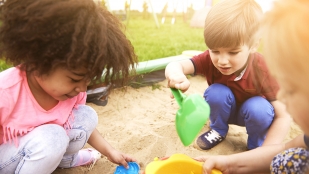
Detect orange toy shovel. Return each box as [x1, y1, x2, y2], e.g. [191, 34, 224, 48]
[171, 88, 210, 146]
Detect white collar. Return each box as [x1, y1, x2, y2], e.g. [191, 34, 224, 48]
[234, 65, 248, 81]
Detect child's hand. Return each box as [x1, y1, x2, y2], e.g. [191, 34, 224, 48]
[194, 155, 229, 174]
[106, 149, 136, 169]
[166, 73, 191, 94]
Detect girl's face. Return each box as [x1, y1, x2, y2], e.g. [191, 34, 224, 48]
[209, 44, 254, 76]
[35, 66, 90, 101]
[277, 80, 309, 135]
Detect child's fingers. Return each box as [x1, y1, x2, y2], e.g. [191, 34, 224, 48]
[194, 156, 217, 174]
[203, 161, 218, 174]
[170, 92, 174, 99]
[124, 155, 137, 162]
[175, 81, 190, 92]
[167, 74, 187, 88]
[119, 154, 137, 169]
[119, 159, 129, 169]
[194, 156, 209, 162]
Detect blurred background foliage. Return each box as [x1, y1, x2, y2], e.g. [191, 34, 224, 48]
[0, 1, 207, 71]
[124, 15, 206, 61]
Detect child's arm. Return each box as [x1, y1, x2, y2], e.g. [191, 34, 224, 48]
[262, 100, 291, 146]
[195, 134, 306, 174]
[87, 129, 136, 168]
[165, 59, 195, 92]
[285, 134, 307, 149]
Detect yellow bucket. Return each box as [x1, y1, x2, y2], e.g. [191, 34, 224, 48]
[144, 153, 222, 174]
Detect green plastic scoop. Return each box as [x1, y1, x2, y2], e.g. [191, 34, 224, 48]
[171, 88, 210, 146]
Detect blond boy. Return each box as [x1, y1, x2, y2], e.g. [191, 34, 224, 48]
[195, 0, 309, 173]
[165, 0, 291, 150]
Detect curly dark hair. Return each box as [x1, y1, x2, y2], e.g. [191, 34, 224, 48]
[0, 0, 137, 90]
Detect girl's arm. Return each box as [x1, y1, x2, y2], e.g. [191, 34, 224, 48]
[196, 134, 306, 174]
[262, 100, 291, 146]
[285, 134, 307, 149]
[87, 129, 136, 168]
[228, 134, 306, 173]
[87, 129, 115, 157]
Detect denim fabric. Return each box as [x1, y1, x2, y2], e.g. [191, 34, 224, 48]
[0, 105, 98, 174]
[204, 83, 275, 149]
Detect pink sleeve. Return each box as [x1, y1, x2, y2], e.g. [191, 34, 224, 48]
[0, 90, 12, 124]
[0, 89, 13, 145]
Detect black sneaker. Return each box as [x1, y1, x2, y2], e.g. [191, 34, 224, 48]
[195, 129, 225, 150]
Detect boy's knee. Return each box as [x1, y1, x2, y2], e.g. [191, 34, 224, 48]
[243, 97, 274, 116]
[204, 84, 234, 102]
[242, 97, 274, 124]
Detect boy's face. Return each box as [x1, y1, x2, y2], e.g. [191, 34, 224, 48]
[277, 80, 309, 135]
[34, 66, 90, 101]
[209, 44, 254, 76]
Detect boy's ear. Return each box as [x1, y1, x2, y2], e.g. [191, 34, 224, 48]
[250, 47, 257, 53]
[250, 39, 260, 53]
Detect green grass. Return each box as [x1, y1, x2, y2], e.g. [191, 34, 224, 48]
[0, 59, 11, 71]
[0, 14, 206, 71]
[125, 16, 206, 61]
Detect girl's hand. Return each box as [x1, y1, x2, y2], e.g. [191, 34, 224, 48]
[106, 149, 136, 169]
[194, 155, 231, 174]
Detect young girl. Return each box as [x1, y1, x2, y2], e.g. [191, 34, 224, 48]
[195, 0, 309, 173]
[0, 0, 138, 173]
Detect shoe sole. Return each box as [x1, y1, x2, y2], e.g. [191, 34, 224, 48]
[193, 136, 209, 151]
[193, 132, 225, 151]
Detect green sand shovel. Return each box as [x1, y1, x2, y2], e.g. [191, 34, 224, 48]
[171, 88, 210, 146]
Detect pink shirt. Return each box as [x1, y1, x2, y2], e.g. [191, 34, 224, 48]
[0, 67, 86, 146]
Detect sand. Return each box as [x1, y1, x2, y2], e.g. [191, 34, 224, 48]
[52, 75, 302, 174]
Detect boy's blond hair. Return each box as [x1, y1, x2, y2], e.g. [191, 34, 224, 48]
[204, 0, 263, 49]
[262, 0, 309, 95]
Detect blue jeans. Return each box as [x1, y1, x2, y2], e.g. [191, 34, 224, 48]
[204, 84, 275, 149]
[0, 105, 98, 174]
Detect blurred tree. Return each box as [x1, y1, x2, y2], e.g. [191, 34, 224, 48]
[187, 3, 194, 19]
[100, 0, 107, 9]
[142, 0, 149, 19]
[125, 0, 130, 14]
[160, 2, 168, 24]
[124, 0, 131, 25]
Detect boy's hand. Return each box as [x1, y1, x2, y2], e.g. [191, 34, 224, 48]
[106, 149, 136, 169]
[166, 73, 191, 95]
